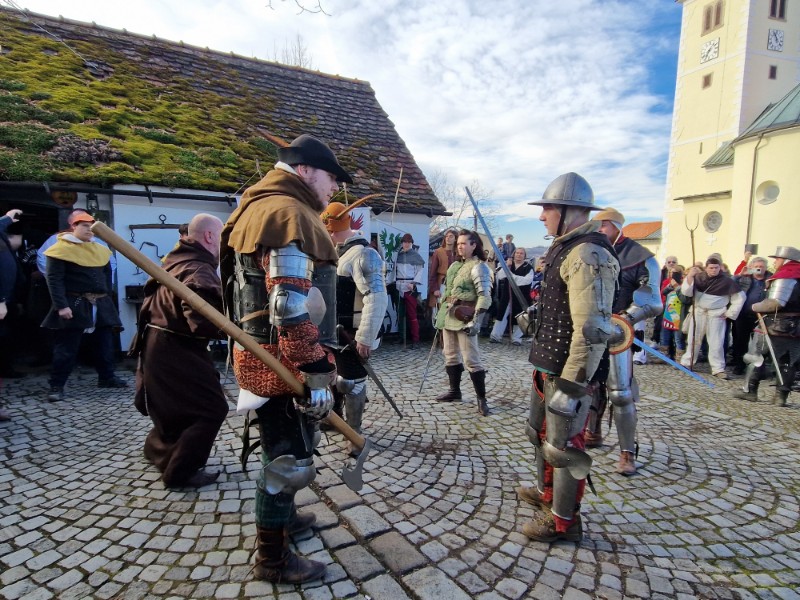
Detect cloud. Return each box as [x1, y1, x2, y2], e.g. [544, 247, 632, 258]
[18, 0, 679, 243]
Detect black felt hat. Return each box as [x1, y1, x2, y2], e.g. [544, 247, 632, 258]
[278, 134, 353, 184]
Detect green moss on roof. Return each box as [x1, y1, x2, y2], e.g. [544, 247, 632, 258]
[0, 8, 443, 214]
[0, 17, 277, 191]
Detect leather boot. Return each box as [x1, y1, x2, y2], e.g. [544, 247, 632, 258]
[616, 451, 636, 476]
[253, 527, 325, 583]
[286, 507, 316, 535]
[773, 389, 789, 407]
[436, 364, 463, 402]
[469, 370, 489, 416]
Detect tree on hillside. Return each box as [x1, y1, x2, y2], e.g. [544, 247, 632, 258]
[429, 170, 498, 236]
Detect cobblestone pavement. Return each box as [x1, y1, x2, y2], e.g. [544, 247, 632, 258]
[2, 340, 800, 600]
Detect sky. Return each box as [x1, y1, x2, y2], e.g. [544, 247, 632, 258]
[9, 0, 684, 246]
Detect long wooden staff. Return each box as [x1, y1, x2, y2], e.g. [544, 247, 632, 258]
[685, 214, 700, 371]
[90, 221, 365, 451]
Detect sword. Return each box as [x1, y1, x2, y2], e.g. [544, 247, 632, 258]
[632, 338, 715, 388]
[419, 328, 440, 394]
[756, 313, 784, 386]
[336, 325, 403, 418]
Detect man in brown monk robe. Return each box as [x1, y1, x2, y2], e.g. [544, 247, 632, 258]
[130, 213, 229, 488]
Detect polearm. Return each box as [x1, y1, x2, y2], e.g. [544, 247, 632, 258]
[90, 222, 366, 452]
[685, 214, 700, 371]
[418, 328, 439, 394]
[465, 187, 530, 315]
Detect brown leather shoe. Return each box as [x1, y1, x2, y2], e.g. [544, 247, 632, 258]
[616, 451, 636, 476]
[584, 430, 603, 448]
[516, 486, 551, 509]
[522, 512, 582, 542]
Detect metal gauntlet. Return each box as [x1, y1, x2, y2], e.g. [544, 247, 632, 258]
[298, 370, 336, 420]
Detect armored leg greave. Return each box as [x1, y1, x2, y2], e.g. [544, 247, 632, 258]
[551, 467, 581, 521]
[735, 363, 764, 401]
[344, 378, 367, 434]
[585, 383, 607, 448]
[607, 350, 637, 454]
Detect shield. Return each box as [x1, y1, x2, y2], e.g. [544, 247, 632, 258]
[608, 314, 635, 355]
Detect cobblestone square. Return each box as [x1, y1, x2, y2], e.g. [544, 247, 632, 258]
[1, 341, 799, 599]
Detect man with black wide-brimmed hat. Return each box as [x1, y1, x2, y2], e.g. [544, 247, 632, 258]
[517, 172, 619, 543]
[221, 133, 350, 583]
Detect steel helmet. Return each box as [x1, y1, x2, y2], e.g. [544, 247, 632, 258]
[769, 246, 800, 262]
[528, 172, 599, 210]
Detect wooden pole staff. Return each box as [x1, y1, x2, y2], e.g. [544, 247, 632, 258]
[90, 221, 365, 450]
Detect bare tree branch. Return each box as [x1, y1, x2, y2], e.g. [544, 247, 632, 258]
[266, 0, 330, 16]
[272, 33, 314, 68]
[429, 170, 498, 235]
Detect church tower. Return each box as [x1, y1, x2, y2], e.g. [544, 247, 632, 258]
[662, 0, 800, 265]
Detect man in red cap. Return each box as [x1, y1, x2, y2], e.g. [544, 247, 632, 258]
[320, 199, 388, 454]
[41, 212, 127, 402]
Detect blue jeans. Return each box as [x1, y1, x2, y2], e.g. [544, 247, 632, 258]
[659, 327, 685, 352]
[50, 327, 116, 388]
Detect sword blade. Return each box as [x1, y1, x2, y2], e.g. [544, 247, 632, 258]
[361, 358, 404, 418]
[756, 314, 785, 386]
[419, 329, 439, 394]
[632, 339, 715, 388]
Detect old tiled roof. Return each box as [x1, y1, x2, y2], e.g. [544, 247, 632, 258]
[0, 8, 444, 215]
[622, 221, 661, 241]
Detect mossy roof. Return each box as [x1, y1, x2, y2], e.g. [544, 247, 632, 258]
[0, 8, 444, 215]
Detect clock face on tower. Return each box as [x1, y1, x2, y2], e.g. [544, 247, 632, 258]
[700, 38, 720, 63]
[768, 29, 784, 52]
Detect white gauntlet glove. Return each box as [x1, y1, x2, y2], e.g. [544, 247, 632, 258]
[297, 370, 336, 420]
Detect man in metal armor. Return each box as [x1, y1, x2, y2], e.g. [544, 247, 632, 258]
[320, 199, 388, 455]
[587, 207, 662, 476]
[220, 134, 349, 583]
[433, 230, 493, 416]
[518, 172, 619, 542]
[735, 246, 800, 406]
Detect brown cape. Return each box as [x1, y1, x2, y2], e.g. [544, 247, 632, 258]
[221, 168, 337, 272]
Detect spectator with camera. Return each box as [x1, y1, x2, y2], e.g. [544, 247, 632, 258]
[731, 256, 772, 374]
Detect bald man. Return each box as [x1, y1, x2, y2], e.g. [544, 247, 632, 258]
[130, 213, 229, 488]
